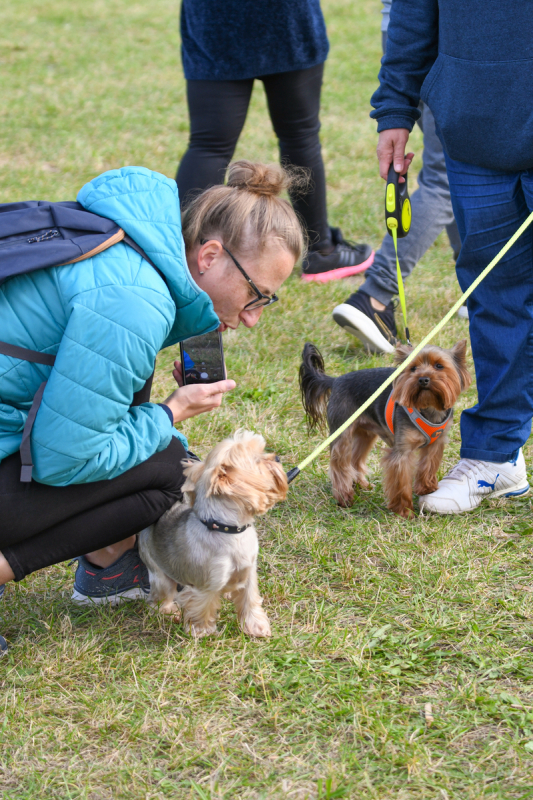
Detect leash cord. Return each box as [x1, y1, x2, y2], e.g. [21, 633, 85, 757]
[392, 226, 411, 345]
[288, 210, 533, 481]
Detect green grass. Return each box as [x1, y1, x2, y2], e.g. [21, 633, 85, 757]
[2, 1, 533, 798]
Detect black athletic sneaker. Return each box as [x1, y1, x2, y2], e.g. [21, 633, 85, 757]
[71, 541, 150, 605]
[0, 584, 6, 656]
[332, 291, 398, 354]
[302, 227, 374, 283]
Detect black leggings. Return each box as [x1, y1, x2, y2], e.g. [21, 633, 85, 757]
[0, 438, 186, 582]
[176, 63, 330, 246]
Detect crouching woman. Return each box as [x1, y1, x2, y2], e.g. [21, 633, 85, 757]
[0, 161, 303, 653]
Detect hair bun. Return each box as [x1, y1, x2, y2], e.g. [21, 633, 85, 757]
[226, 160, 288, 197]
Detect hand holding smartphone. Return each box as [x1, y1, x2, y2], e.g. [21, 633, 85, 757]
[179, 330, 226, 385]
[163, 331, 234, 424]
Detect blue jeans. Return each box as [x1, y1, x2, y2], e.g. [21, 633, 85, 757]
[445, 156, 533, 462]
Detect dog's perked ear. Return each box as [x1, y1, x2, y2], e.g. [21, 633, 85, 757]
[449, 339, 472, 390]
[264, 457, 289, 503]
[181, 459, 205, 497]
[393, 343, 413, 365]
[205, 460, 258, 499]
[207, 463, 233, 497]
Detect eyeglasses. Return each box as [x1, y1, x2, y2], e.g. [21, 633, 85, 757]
[200, 239, 279, 311]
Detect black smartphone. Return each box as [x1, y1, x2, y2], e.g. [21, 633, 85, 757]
[179, 330, 226, 385]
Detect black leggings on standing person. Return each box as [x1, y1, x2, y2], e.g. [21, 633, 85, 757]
[0, 438, 186, 582]
[176, 63, 330, 247]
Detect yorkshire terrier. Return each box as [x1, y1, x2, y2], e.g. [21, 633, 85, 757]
[299, 341, 471, 518]
[138, 430, 287, 638]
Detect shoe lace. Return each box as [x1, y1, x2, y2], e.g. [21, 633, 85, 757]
[336, 239, 367, 254]
[445, 459, 483, 482]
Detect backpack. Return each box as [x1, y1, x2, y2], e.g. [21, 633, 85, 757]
[0, 200, 163, 482]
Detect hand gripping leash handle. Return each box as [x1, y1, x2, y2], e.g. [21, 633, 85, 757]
[385, 163, 411, 239]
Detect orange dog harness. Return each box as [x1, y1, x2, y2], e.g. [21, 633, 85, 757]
[385, 390, 452, 448]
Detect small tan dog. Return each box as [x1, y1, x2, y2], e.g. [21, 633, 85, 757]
[138, 430, 287, 638]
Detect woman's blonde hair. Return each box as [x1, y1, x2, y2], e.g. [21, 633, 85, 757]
[181, 160, 306, 262]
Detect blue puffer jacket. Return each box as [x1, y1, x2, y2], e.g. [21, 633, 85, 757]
[0, 167, 220, 486]
[370, 0, 533, 172]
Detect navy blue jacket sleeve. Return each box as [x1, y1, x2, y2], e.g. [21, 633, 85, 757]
[370, 0, 439, 131]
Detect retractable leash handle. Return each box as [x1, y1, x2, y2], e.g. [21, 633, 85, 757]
[385, 163, 412, 344]
[385, 163, 411, 239]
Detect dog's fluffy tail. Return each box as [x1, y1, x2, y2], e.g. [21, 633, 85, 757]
[299, 342, 334, 431]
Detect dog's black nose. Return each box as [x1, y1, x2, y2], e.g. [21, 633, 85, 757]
[418, 376, 430, 387]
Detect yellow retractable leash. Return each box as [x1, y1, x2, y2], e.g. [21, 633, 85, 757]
[385, 163, 412, 344]
[286, 185, 533, 483]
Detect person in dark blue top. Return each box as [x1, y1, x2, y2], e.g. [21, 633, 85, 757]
[370, 0, 533, 515]
[176, 0, 374, 283]
[181, 0, 328, 82]
[331, 0, 461, 356]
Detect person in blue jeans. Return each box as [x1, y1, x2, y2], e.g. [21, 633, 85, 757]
[176, 0, 374, 282]
[332, 1, 462, 354]
[371, 0, 533, 514]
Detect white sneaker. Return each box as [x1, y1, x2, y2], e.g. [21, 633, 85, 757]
[419, 450, 530, 515]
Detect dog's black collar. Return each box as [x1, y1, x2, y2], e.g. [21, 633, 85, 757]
[199, 517, 251, 534]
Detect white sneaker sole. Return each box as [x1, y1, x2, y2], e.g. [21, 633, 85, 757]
[332, 303, 395, 354]
[492, 481, 530, 499]
[71, 587, 150, 606]
[419, 481, 530, 515]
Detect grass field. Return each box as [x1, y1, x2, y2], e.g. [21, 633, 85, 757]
[2, 1, 533, 798]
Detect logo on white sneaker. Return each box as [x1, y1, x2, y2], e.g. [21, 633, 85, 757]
[478, 475, 498, 491]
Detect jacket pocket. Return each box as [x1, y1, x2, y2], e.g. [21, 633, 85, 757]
[421, 53, 533, 172]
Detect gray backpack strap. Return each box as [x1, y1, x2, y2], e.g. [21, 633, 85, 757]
[0, 340, 56, 366]
[20, 381, 47, 482]
[14, 365, 154, 483]
[16, 368, 155, 483]
[0, 342, 56, 481]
